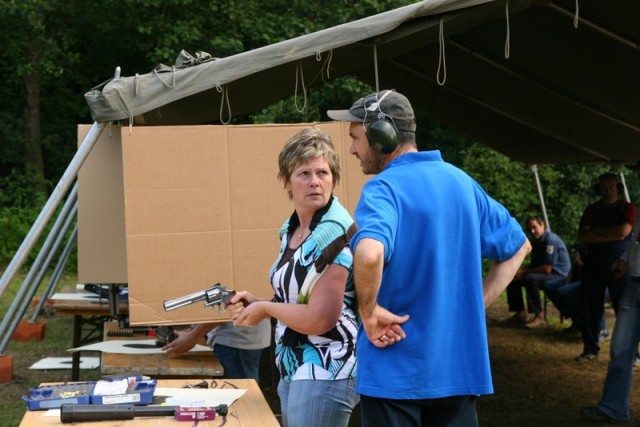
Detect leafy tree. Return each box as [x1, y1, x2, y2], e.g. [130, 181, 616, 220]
[0, 0, 636, 272]
[0, 0, 418, 268]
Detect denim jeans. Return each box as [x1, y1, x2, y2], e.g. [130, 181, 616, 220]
[360, 394, 478, 427]
[213, 343, 263, 381]
[544, 278, 581, 320]
[597, 277, 640, 422]
[507, 273, 562, 314]
[543, 280, 606, 332]
[278, 378, 359, 427]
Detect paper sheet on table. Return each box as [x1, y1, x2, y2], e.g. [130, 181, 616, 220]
[67, 339, 211, 354]
[29, 356, 100, 370]
[154, 387, 246, 407]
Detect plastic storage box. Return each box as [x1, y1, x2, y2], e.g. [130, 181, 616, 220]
[90, 379, 157, 406]
[22, 382, 95, 410]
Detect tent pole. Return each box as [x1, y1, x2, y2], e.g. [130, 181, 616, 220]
[614, 165, 631, 203]
[30, 224, 78, 321]
[530, 164, 550, 230]
[373, 42, 380, 92]
[0, 121, 105, 300]
[0, 199, 78, 354]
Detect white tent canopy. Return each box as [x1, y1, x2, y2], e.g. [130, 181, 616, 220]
[85, 0, 640, 166]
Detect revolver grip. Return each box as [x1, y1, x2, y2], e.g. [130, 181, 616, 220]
[222, 290, 250, 307]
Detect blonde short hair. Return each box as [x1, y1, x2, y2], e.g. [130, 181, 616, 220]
[277, 127, 341, 186]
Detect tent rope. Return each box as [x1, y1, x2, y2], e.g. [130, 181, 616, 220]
[437, 18, 447, 86]
[153, 66, 176, 88]
[574, 0, 580, 28]
[504, 0, 511, 59]
[294, 61, 308, 113]
[374, 42, 380, 92]
[318, 50, 333, 84]
[216, 85, 232, 124]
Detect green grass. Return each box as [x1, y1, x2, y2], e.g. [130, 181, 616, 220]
[0, 274, 101, 426]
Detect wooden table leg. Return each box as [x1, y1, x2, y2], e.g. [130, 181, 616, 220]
[70, 314, 104, 381]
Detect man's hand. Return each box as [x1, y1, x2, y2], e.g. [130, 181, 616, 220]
[162, 328, 198, 354]
[361, 304, 409, 348]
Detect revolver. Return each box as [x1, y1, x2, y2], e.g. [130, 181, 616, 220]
[163, 283, 239, 312]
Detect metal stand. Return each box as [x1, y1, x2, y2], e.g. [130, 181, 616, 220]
[0, 121, 106, 356]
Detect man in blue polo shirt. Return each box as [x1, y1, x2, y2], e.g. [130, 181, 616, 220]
[506, 216, 571, 329]
[327, 90, 531, 427]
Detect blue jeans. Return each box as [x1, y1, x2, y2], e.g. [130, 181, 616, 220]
[507, 273, 562, 314]
[213, 343, 263, 381]
[360, 394, 478, 427]
[544, 278, 581, 320]
[543, 279, 607, 332]
[277, 378, 359, 427]
[597, 277, 640, 422]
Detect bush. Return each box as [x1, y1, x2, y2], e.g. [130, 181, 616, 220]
[0, 170, 77, 274]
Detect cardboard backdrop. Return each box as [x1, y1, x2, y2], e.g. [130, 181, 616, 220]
[78, 125, 127, 283]
[78, 122, 368, 326]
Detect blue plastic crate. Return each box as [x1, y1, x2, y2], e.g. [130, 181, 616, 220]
[22, 382, 95, 410]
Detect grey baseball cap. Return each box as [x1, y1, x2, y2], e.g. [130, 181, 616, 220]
[327, 89, 417, 132]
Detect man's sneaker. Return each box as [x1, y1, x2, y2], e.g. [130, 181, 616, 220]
[575, 352, 598, 362]
[634, 355, 640, 368]
[580, 406, 622, 423]
[599, 328, 611, 343]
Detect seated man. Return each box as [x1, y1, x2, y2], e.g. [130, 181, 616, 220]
[506, 216, 571, 328]
[545, 277, 609, 340]
[544, 245, 608, 337]
[544, 247, 585, 331]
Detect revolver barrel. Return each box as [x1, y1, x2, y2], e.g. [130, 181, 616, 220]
[162, 290, 207, 312]
[162, 283, 226, 312]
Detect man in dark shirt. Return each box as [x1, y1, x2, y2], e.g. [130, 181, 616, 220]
[575, 173, 637, 361]
[506, 216, 571, 329]
[582, 164, 640, 421]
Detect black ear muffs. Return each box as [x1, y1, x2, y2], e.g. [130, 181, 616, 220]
[362, 91, 399, 154]
[366, 119, 398, 154]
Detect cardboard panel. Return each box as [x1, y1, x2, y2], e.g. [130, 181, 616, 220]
[126, 231, 232, 324]
[77, 125, 128, 283]
[226, 125, 295, 230]
[82, 122, 367, 325]
[124, 187, 226, 235]
[231, 229, 279, 299]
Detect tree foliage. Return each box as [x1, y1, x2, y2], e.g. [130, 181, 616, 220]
[0, 0, 638, 270]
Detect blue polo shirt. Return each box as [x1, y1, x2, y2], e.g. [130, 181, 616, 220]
[350, 150, 526, 399]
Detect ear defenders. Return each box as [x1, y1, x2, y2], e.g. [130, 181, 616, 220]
[363, 92, 399, 154]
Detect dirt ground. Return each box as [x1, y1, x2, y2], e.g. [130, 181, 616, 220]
[257, 297, 640, 426]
